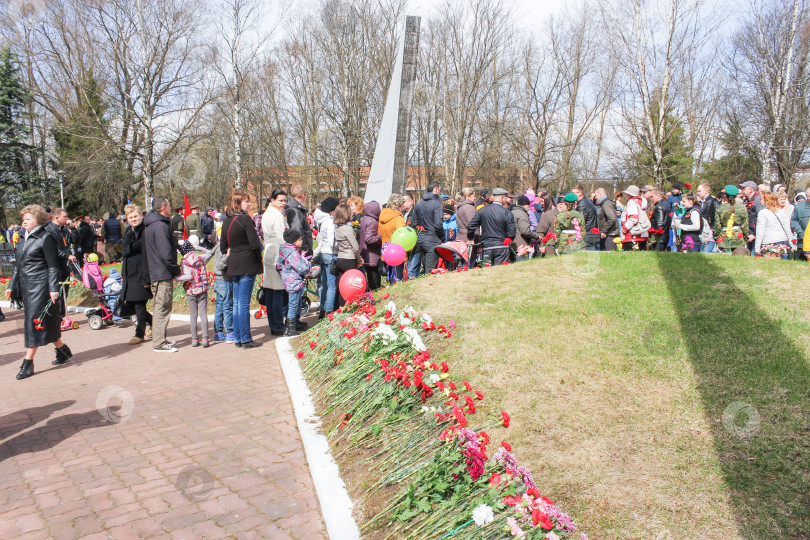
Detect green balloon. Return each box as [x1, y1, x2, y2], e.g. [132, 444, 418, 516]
[391, 226, 417, 251]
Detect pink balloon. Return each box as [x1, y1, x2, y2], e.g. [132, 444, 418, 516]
[382, 243, 406, 266]
[339, 269, 367, 302]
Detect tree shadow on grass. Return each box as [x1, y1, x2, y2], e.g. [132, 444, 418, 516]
[654, 253, 810, 538]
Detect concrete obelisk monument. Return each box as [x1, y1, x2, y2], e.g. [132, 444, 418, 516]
[364, 15, 421, 204]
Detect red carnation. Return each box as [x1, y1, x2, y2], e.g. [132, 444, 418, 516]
[589, 228, 600, 234]
[296, 351, 304, 359]
[532, 509, 553, 530]
[365, 373, 372, 381]
[503, 238, 513, 246]
[309, 342, 317, 349]
[475, 390, 484, 400]
[382, 293, 389, 299]
[501, 441, 511, 451]
[488, 473, 502, 486]
[441, 362, 449, 373]
[501, 410, 510, 428]
[464, 381, 472, 392]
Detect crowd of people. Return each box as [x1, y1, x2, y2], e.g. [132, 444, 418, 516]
[3, 179, 808, 381]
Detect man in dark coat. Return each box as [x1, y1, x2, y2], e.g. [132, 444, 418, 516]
[409, 180, 444, 277]
[143, 196, 180, 353]
[595, 188, 620, 251]
[46, 208, 76, 324]
[572, 184, 599, 251]
[77, 216, 97, 265]
[100, 210, 124, 263]
[467, 187, 516, 265]
[285, 184, 313, 256]
[649, 189, 672, 251]
[697, 183, 718, 253]
[740, 181, 762, 253]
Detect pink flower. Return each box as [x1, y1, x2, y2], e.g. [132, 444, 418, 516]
[448, 320, 456, 329]
[507, 517, 525, 538]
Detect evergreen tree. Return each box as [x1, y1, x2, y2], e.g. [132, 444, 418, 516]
[0, 47, 41, 226]
[698, 114, 762, 194]
[633, 111, 694, 190]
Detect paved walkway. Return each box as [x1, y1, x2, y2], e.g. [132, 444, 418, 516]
[0, 307, 326, 539]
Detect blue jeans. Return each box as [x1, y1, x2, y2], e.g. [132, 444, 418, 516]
[264, 289, 285, 332]
[319, 253, 337, 313]
[213, 278, 233, 334]
[231, 274, 255, 344]
[700, 241, 716, 253]
[406, 251, 421, 279]
[287, 289, 302, 321]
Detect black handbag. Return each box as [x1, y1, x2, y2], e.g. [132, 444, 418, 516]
[256, 287, 266, 304]
[113, 297, 135, 318]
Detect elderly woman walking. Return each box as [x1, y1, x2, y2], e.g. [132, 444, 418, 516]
[5, 205, 73, 380]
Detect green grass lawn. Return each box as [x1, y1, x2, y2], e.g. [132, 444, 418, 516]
[366, 252, 810, 539]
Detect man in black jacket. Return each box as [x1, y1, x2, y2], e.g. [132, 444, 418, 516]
[467, 187, 516, 265]
[100, 210, 124, 263]
[285, 184, 313, 255]
[409, 181, 444, 277]
[143, 196, 180, 353]
[595, 188, 620, 251]
[649, 189, 672, 251]
[77, 216, 97, 265]
[46, 208, 76, 333]
[697, 183, 718, 253]
[572, 184, 599, 251]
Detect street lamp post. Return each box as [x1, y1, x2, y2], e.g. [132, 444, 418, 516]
[58, 171, 65, 209]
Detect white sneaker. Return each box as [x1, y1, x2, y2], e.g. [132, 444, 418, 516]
[153, 343, 178, 353]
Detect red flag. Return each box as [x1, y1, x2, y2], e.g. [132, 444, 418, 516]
[182, 193, 191, 240]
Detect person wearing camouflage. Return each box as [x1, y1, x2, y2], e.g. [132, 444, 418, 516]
[553, 193, 586, 255]
[714, 185, 749, 252]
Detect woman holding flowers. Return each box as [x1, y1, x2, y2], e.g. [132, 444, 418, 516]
[5, 205, 73, 380]
[754, 191, 792, 259]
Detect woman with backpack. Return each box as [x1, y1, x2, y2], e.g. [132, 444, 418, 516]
[220, 191, 263, 349]
[620, 185, 649, 251]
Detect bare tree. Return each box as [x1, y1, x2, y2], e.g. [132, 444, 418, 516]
[729, 0, 809, 189]
[603, 0, 714, 187]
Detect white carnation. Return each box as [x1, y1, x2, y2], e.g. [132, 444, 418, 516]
[421, 313, 433, 325]
[385, 301, 397, 316]
[429, 374, 440, 384]
[472, 504, 495, 526]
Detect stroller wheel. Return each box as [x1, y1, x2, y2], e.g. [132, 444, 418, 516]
[301, 297, 312, 317]
[73, 321, 80, 330]
[254, 310, 262, 319]
[88, 315, 103, 330]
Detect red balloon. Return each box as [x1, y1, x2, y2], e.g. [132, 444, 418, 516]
[339, 269, 367, 302]
[382, 243, 407, 266]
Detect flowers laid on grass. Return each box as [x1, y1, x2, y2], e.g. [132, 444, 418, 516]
[296, 292, 583, 539]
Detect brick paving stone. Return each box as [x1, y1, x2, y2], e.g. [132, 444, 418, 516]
[0, 312, 327, 539]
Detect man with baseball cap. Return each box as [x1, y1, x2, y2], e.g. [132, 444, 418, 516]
[466, 188, 516, 265]
[739, 180, 762, 253]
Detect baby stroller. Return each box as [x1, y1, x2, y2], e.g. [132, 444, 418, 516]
[434, 241, 471, 271]
[72, 259, 116, 330]
[254, 265, 320, 320]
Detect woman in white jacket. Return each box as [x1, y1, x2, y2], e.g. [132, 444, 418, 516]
[261, 188, 288, 335]
[755, 192, 791, 259]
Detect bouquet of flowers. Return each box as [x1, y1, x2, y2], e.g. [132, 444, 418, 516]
[760, 243, 788, 258]
[297, 293, 584, 539]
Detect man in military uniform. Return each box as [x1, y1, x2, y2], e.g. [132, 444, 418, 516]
[714, 185, 749, 252]
[185, 206, 201, 243]
[170, 206, 185, 240]
[553, 193, 586, 255]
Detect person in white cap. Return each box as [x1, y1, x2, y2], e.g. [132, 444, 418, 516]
[619, 185, 649, 250]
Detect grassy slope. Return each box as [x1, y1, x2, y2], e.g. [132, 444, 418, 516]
[382, 252, 809, 539]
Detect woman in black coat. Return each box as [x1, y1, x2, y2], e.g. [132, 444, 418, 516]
[220, 191, 263, 349]
[5, 205, 73, 380]
[121, 205, 153, 345]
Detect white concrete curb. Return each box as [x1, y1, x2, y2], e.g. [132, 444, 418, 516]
[275, 337, 360, 540]
[0, 301, 258, 322]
